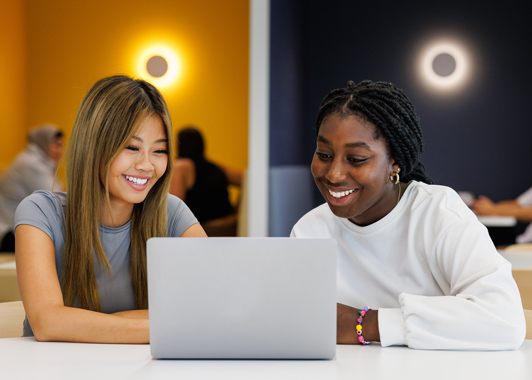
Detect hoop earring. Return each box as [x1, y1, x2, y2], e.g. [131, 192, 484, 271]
[390, 172, 400, 185]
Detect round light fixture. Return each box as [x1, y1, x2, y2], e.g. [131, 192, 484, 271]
[419, 41, 469, 91]
[432, 53, 456, 77]
[146, 55, 168, 78]
[137, 45, 181, 88]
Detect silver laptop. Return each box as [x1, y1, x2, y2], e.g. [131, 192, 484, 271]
[147, 237, 337, 359]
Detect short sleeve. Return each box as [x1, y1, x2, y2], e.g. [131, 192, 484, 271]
[166, 194, 199, 237]
[516, 187, 532, 206]
[14, 191, 65, 242]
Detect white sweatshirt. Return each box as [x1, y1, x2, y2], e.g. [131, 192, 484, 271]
[291, 181, 525, 350]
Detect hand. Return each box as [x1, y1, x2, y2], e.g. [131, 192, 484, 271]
[337, 303, 380, 344]
[471, 196, 495, 215]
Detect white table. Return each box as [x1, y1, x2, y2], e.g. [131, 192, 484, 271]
[0, 260, 16, 273]
[1, 338, 531, 380]
[477, 216, 517, 227]
[477, 216, 518, 246]
[500, 250, 532, 269]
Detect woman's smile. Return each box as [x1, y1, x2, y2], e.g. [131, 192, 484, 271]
[123, 174, 150, 189]
[326, 187, 358, 206]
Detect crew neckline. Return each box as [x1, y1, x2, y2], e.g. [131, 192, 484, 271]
[336, 181, 414, 234]
[99, 219, 132, 233]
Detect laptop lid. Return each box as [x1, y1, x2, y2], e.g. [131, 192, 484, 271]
[147, 237, 337, 359]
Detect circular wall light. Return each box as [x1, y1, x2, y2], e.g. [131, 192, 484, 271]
[432, 53, 456, 77]
[419, 41, 469, 91]
[137, 45, 181, 88]
[146, 55, 168, 78]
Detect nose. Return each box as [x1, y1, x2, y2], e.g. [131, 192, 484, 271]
[135, 151, 154, 172]
[326, 158, 347, 183]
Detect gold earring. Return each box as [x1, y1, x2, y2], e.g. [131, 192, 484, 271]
[390, 172, 400, 185]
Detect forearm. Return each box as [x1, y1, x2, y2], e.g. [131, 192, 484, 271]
[476, 200, 532, 221]
[337, 303, 379, 344]
[31, 305, 149, 343]
[112, 309, 149, 319]
[490, 202, 530, 219]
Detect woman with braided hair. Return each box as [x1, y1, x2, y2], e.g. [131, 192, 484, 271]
[291, 80, 525, 350]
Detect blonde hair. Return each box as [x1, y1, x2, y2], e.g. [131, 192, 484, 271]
[62, 75, 173, 310]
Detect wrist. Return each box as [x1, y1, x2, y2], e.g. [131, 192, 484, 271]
[362, 309, 380, 342]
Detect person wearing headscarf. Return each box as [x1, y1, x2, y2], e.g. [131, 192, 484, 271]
[0, 124, 64, 251]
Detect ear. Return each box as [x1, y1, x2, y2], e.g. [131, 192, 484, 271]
[390, 157, 400, 174]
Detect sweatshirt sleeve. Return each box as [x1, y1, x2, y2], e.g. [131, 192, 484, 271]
[380, 216, 526, 350]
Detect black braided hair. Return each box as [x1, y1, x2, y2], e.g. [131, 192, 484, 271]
[315, 80, 433, 184]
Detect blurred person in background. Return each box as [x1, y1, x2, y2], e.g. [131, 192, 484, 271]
[0, 124, 64, 251]
[472, 142, 532, 244]
[472, 189, 532, 244]
[170, 126, 242, 236]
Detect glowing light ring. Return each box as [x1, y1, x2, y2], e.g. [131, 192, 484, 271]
[421, 42, 467, 89]
[137, 46, 181, 88]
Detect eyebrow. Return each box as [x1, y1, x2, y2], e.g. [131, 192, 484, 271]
[132, 136, 168, 144]
[317, 135, 373, 151]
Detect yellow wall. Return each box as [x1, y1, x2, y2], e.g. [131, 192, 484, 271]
[0, 0, 27, 170]
[24, 0, 248, 172]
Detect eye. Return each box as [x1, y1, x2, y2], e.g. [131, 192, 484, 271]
[154, 149, 169, 155]
[316, 152, 331, 160]
[347, 157, 368, 164]
[126, 145, 139, 152]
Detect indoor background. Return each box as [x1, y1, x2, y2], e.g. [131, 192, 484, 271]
[0, 0, 249, 187]
[269, 0, 532, 235]
[2, 0, 531, 237]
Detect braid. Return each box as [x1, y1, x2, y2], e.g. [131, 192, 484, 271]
[315, 80, 433, 184]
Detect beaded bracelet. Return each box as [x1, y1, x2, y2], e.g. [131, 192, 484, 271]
[356, 307, 372, 345]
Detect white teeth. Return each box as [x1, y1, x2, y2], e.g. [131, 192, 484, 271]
[329, 189, 355, 199]
[125, 175, 148, 185]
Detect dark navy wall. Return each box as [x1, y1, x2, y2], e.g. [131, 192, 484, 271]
[270, 0, 532, 209]
[269, 0, 310, 166]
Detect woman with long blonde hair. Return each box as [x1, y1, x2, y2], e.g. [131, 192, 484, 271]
[15, 75, 206, 343]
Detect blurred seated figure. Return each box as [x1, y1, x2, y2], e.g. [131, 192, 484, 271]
[170, 127, 242, 236]
[0, 124, 64, 251]
[472, 187, 532, 244]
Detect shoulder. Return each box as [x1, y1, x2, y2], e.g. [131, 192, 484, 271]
[17, 190, 66, 212]
[398, 182, 485, 240]
[291, 203, 339, 238]
[173, 158, 195, 172]
[406, 181, 474, 220]
[166, 193, 187, 212]
[2, 150, 39, 176]
[15, 191, 66, 236]
[165, 193, 199, 236]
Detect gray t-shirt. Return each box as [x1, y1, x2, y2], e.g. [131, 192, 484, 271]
[14, 190, 198, 336]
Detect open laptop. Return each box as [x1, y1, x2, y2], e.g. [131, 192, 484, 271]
[147, 237, 337, 359]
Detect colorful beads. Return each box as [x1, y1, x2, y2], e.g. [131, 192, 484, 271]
[356, 307, 372, 346]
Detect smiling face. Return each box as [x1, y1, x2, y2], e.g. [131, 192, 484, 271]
[311, 113, 400, 226]
[102, 114, 169, 222]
